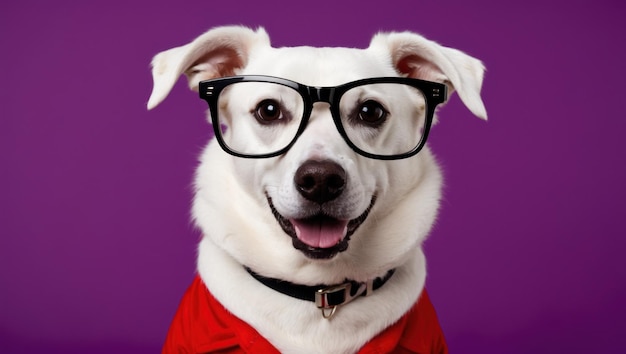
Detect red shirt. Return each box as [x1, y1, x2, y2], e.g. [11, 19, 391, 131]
[163, 275, 448, 354]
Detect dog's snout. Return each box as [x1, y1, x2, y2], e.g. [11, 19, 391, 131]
[295, 160, 346, 204]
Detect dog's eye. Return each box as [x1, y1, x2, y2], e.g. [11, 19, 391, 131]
[357, 100, 388, 127]
[255, 99, 284, 123]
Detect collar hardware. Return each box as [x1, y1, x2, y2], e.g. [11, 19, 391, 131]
[315, 281, 368, 319]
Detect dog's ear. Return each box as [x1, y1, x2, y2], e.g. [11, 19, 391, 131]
[369, 32, 487, 120]
[147, 26, 270, 110]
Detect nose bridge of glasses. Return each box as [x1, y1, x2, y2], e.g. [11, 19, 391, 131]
[308, 86, 335, 104]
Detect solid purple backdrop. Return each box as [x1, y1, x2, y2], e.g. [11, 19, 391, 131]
[1, 1, 625, 353]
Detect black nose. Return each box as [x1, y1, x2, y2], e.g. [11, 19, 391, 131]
[294, 160, 346, 204]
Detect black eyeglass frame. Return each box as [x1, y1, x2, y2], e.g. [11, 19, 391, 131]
[198, 75, 447, 160]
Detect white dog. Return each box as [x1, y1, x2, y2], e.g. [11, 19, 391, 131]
[148, 25, 486, 354]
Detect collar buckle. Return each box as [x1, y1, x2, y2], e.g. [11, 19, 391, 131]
[315, 281, 368, 319]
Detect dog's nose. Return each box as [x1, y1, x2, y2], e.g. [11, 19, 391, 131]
[295, 160, 346, 204]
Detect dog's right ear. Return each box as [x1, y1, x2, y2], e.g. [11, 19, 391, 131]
[147, 26, 270, 110]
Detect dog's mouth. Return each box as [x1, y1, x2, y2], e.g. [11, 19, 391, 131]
[268, 197, 375, 259]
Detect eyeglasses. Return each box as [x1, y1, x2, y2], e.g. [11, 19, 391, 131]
[199, 75, 446, 160]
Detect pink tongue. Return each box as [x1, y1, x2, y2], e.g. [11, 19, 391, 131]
[291, 217, 349, 248]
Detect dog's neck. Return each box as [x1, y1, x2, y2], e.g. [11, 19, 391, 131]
[245, 267, 395, 319]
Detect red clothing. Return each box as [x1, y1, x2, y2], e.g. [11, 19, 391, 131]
[163, 275, 448, 354]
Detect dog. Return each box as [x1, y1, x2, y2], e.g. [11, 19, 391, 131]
[148, 25, 486, 354]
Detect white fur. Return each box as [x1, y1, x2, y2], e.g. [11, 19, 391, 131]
[149, 26, 486, 353]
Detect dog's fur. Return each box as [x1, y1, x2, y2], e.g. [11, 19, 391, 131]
[148, 26, 486, 353]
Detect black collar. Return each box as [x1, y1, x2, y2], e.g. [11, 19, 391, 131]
[245, 267, 395, 318]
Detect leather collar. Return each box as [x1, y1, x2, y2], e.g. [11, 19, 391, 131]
[245, 267, 395, 318]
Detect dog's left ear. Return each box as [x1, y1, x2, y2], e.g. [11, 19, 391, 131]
[369, 32, 487, 120]
[147, 26, 270, 110]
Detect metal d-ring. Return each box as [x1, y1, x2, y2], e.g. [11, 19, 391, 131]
[321, 306, 338, 319]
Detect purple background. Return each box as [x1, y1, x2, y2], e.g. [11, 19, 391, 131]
[2, 1, 625, 353]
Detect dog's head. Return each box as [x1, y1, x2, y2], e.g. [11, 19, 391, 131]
[148, 26, 486, 283]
